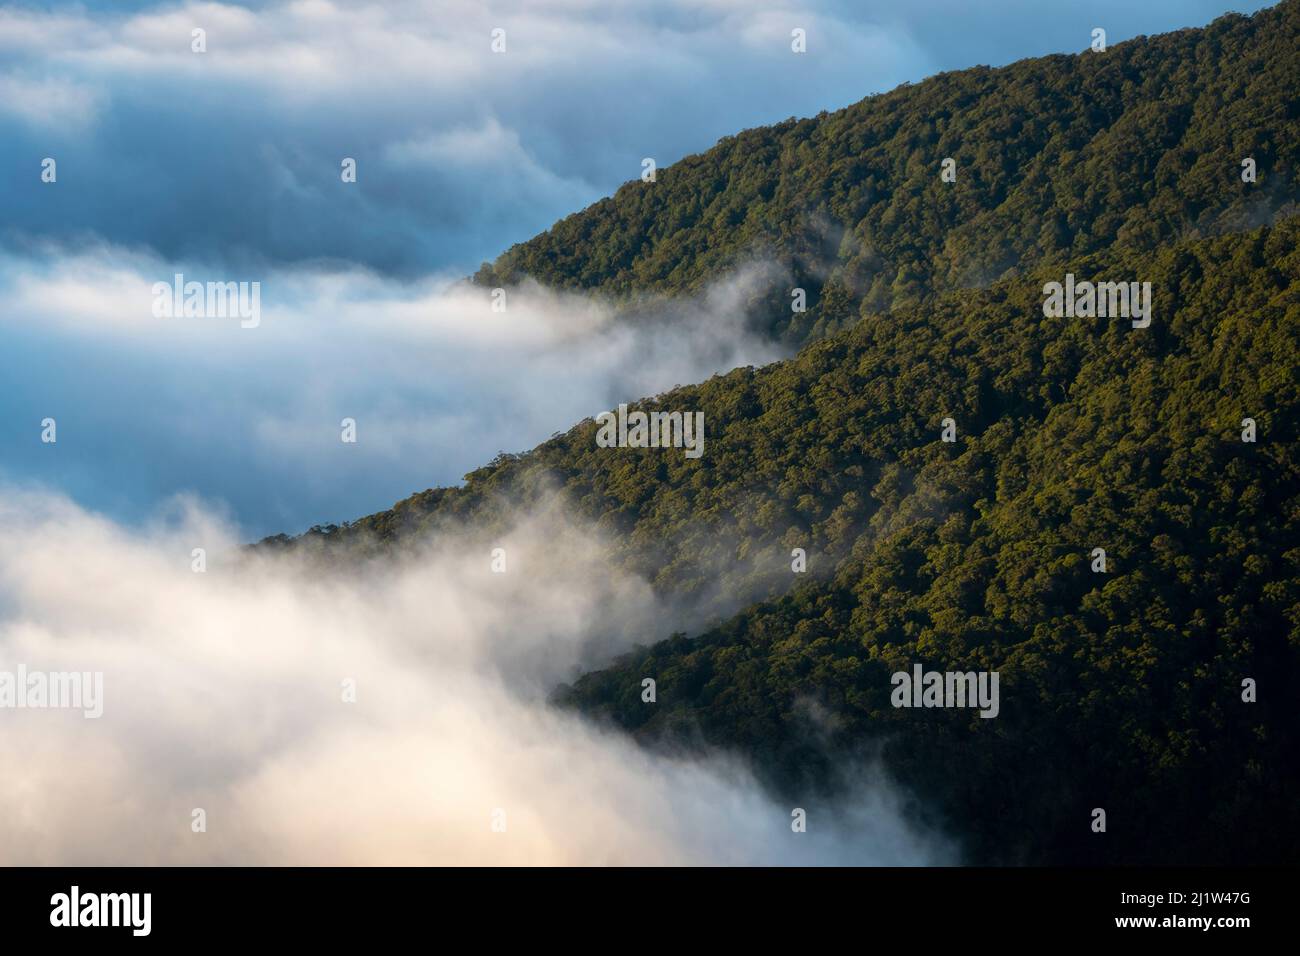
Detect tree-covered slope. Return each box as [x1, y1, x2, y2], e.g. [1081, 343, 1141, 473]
[263, 5, 1300, 865]
[279, 216, 1300, 863]
[554, 218, 1300, 864]
[475, 2, 1299, 346]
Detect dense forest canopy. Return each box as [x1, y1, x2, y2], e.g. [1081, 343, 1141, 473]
[555, 221, 1300, 864]
[473, 3, 1298, 346]
[266, 2, 1300, 863]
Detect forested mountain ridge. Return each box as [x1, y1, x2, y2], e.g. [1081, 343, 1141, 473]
[262, 5, 1300, 864]
[474, 1, 1298, 345]
[277, 0, 1300, 576]
[554, 217, 1300, 864]
[285, 217, 1300, 864]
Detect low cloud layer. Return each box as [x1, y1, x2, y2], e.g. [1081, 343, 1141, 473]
[0, 487, 951, 865]
[0, 242, 786, 536]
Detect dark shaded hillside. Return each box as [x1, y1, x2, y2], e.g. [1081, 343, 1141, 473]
[276, 217, 1300, 864]
[554, 218, 1300, 864]
[475, 1, 1299, 346]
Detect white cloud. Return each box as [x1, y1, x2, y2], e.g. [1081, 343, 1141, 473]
[0, 241, 786, 535]
[0, 487, 951, 865]
[0, 72, 104, 130]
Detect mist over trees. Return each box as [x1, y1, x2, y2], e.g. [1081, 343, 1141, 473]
[274, 2, 1300, 864]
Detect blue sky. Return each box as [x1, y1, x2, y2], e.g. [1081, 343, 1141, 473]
[0, 0, 1276, 537]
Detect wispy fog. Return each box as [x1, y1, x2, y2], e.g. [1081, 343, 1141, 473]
[0, 487, 951, 865]
[0, 243, 786, 536]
